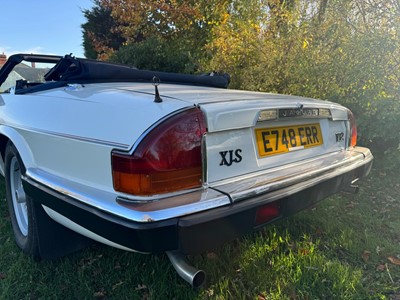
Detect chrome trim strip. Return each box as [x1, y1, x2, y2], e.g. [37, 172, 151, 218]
[24, 167, 230, 222]
[42, 206, 138, 252]
[201, 133, 208, 188]
[257, 107, 334, 123]
[0, 154, 5, 177]
[212, 147, 373, 203]
[38, 129, 131, 149]
[277, 107, 331, 119]
[24, 147, 372, 223]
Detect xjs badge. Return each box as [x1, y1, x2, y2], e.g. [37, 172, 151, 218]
[219, 149, 242, 166]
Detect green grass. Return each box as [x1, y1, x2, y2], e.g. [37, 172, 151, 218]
[1, 162, 399, 299]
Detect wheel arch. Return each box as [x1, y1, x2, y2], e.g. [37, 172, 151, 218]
[0, 126, 35, 176]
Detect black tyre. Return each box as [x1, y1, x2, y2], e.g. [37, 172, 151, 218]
[5, 142, 40, 258]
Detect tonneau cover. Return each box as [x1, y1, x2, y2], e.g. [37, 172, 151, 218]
[0, 54, 230, 94]
[46, 55, 230, 88]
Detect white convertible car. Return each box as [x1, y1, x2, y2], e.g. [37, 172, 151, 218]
[0, 54, 372, 287]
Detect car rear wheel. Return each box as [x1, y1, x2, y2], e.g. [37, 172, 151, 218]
[5, 142, 40, 258]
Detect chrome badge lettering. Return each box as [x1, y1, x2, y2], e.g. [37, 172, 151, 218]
[219, 149, 243, 166]
[295, 103, 304, 116]
[336, 132, 344, 142]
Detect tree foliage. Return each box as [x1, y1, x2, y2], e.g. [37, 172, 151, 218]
[110, 36, 198, 73]
[204, 0, 400, 168]
[82, 0, 211, 70]
[82, 0, 400, 169]
[81, 0, 126, 59]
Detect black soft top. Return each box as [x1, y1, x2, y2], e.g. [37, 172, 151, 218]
[0, 54, 230, 94]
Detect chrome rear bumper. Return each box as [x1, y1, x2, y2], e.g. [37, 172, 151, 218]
[116, 147, 372, 221]
[23, 147, 373, 254]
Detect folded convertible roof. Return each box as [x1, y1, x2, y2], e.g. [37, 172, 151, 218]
[0, 53, 230, 91]
[49, 54, 230, 88]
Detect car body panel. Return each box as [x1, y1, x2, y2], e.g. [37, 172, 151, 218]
[0, 83, 190, 149]
[1, 82, 350, 193]
[0, 54, 373, 259]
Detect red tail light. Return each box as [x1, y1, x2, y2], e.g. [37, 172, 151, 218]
[112, 108, 206, 196]
[347, 110, 357, 148]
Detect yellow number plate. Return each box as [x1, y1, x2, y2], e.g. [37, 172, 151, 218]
[255, 123, 323, 157]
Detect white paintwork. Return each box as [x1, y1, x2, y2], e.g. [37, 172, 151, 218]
[199, 98, 346, 132]
[0, 83, 190, 149]
[0, 81, 352, 206]
[0, 82, 350, 195]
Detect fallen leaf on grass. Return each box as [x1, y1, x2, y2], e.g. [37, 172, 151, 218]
[362, 250, 371, 262]
[135, 284, 150, 300]
[112, 281, 124, 290]
[135, 284, 147, 291]
[93, 291, 106, 299]
[0, 272, 6, 280]
[207, 252, 218, 260]
[345, 202, 355, 209]
[376, 264, 386, 271]
[387, 256, 400, 265]
[315, 228, 324, 237]
[299, 248, 310, 256]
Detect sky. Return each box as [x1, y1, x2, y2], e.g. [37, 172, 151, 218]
[0, 0, 94, 58]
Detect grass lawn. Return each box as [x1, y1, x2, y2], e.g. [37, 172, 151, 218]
[0, 162, 399, 299]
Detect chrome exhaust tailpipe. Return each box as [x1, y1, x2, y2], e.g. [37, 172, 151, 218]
[343, 184, 359, 194]
[166, 251, 206, 288]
